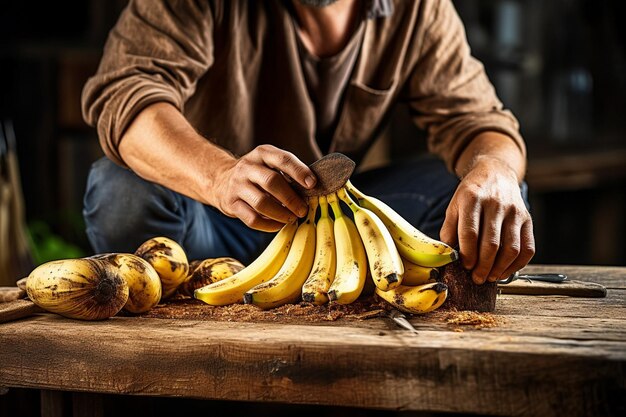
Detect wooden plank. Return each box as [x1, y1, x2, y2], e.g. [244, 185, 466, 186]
[0, 299, 43, 323]
[522, 265, 626, 289]
[1, 265, 624, 416]
[406, 313, 626, 342]
[499, 279, 607, 297]
[495, 290, 626, 318]
[0, 316, 625, 417]
[474, 314, 626, 341]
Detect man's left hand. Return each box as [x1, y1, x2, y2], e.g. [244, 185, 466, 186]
[440, 156, 535, 284]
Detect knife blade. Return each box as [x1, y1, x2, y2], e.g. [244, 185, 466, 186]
[498, 272, 568, 284]
[388, 309, 419, 335]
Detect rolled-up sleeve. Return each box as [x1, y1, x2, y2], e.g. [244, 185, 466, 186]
[81, 0, 215, 166]
[406, 0, 526, 172]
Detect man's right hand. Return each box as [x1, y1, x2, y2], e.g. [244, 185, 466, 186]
[211, 145, 317, 232]
[119, 104, 316, 232]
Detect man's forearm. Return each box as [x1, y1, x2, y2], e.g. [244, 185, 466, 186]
[454, 132, 526, 182]
[117, 102, 315, 231]
[118, 102, 235, 207]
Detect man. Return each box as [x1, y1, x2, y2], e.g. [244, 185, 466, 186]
[82, 0, 534, 285]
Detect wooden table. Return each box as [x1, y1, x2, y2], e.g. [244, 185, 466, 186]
[1, 265, 625, 416]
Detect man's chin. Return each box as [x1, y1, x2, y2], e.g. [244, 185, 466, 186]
[297, 0, 340, 7]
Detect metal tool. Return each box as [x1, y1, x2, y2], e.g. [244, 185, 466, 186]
[498, 271, 568, 285]
[388, 309, 419, 335]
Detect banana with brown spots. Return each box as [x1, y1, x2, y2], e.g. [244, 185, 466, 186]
[135, 237, 189, 299]
[337, 187, 404, 291]
[302, 195, 336, 305]
[25, 258, 128, 320]
[179, 257, 244, 297]
[375, 281, 448, 314]
[92, 253, 162, 314]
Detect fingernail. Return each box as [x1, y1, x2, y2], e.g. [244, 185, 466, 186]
[298, 207, 308, 217]
[305, 176, 316, 188]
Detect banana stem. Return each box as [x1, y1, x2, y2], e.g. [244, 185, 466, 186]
[306, 196, 319, 224]
[326, 193, 344, 219]
[337, 188, 359, 214]
[345, 180, 366, 201]
[318, 195, 329, 219]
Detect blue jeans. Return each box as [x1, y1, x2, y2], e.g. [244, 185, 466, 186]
[83, 156, 503, 264]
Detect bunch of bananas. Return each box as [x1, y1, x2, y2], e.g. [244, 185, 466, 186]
[195, 181, 457, 314]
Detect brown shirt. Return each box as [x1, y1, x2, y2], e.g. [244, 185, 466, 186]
[82, 0, 525, 172]
[294, 11, 364, 154]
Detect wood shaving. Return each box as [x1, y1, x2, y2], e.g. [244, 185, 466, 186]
[136, 296, 389, 323]
[440, 309, 502, 329]
[132, 295, 499, 332]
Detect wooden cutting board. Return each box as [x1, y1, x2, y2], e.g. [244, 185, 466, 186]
[498, 279, 607, 297]
[0, 298, 42, 323]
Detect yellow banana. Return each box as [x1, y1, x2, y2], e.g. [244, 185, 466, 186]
[302, 195, 336, 305]
[26, 258, 129, 320]
[195, 221, 298, 306]
[93, 253, 162, 314]
[376, 281, 448, 314]
[244, 198, 318, 309]
[337, 187, 403, 291]
[179, 257, 244, 297]
[401, 258, 439, 286]
[345, 180, 458, 267]
[135, 236, 189, 299]
[326, 192, 367, 304]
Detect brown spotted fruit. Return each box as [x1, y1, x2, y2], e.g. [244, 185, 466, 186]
[25, 258, 129, 320]
[179, 257, 244, 297]
[135, 237, 189, 299]
[375, 281, 448, 314]
[91, 253, 162, 313]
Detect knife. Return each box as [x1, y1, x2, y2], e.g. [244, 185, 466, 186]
[388, 309, 419, 335]
[497, 272, 606, 297]
[498, 272, 568, 284]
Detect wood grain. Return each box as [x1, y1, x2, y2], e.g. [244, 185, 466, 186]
[0, 299, 42, 323]
[499, 279, 607, 297]
[1, 315, 624, 416]
[0, 265, 624, 417]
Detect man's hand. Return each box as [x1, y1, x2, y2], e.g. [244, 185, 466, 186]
[119, 104, 316, 233]
[211, 145, 317, 232]
[440, 131, 535, 284]
[440, 155, 535, 284]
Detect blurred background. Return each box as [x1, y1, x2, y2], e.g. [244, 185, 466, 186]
[0, 0, 624, 277]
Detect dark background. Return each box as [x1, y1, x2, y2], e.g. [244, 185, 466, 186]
[0, 0, 625, 266]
